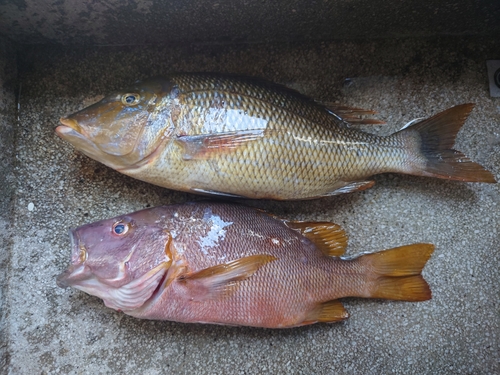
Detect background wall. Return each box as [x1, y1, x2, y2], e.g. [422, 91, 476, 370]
[1, 0, 500, 45]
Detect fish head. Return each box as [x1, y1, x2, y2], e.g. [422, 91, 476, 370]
[57, 208, 173, 311]
[56, 78, 178, 169]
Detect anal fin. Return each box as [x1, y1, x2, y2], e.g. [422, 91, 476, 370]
[303, 300, 349, 324]
[285, 221, 347, 256]
[179, 254, 277, 300]
[324, 180, 375, 196]
[190, 187, 247, 199]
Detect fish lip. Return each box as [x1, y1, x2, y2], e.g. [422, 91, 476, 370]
[56, 268, 73, 288]
[55, 124, 85, 141]
[59, 117, 81, 132]
[56, 228, 82, 288]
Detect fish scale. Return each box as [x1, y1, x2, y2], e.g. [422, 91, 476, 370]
[56, 73, 496, 199]
[135, 204, 365, 326]
[171, 85, 394, 198]
[176, 73, 340, 129]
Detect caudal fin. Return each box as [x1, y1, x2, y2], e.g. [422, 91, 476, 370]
[397, 104, 496, 183]
[362, 243, 434, 302]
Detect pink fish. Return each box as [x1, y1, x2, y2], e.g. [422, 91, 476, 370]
[57, 203, 434, 328]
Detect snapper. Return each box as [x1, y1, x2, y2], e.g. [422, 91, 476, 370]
[57, 202, 434, 328]
[55, 73, 495, 200]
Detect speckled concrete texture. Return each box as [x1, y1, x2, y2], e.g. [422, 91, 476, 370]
[0, 37, 17, 371]
[1, 0, 499, 45]
[3, 37, 500, 374]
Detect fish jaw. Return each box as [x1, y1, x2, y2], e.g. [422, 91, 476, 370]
[57, 223, 171, 312]
[63, 264, 168, 312]
[56, 228, 90, 288]
[55, 124, 127, 170]
[59, 117, 81, 133]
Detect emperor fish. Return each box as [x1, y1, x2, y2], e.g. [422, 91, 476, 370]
[57, 202, 434, 328]
[55, 74, 496, 200]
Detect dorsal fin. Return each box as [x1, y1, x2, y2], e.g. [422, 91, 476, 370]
[322, 103, 386, 125]
[285, 221, 348, 256]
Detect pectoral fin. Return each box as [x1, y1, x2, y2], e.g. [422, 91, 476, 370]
[179, 254, 277, 300]
[285, 221, 347, 256]
[175, 129, 265, 160]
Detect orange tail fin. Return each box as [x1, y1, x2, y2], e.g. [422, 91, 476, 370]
[362, 244, 434, 302]
[397, 104, 496, 183]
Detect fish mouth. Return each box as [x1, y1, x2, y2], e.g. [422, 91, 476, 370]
[57, 117, 82, 133]
[55, 121, 127, 170]
[56, 228, 87, 288]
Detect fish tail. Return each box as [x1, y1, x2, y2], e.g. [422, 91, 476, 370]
[396, 104, 496, 183]
[362, 243, 434, 301]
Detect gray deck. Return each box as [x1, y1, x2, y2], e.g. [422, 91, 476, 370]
[1, 37, 499, 374]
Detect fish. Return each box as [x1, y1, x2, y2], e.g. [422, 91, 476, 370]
[57, 202, 434, 328]
[55, 73, 496, 200]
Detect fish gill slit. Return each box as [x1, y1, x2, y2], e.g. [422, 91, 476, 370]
[146, 270, 169, 304]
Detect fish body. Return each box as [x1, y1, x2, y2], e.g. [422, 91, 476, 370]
[56, 74, 496, 199]
[57, 203, 434, 328]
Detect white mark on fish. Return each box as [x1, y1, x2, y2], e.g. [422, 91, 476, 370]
[247, 229, 265, 239]
[198, 209, 233, 255]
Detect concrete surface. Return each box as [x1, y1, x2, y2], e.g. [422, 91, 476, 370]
[2, 37, 500, 374]
[1, 0, 500, 46]
[0, 37, 17, 371]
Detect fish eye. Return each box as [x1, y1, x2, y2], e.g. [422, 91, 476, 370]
[121, 93, 140, 106]
[112, 221, 129, 236]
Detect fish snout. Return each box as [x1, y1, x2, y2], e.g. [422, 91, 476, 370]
[56, 228, 87, 288]
[56, 269, 73, 288]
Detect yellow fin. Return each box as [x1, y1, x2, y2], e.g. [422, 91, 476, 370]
[362, 243, 434, 301]
[371, 275, 431, 302]
[365, 243, 434, 277]
[180, 254, 277, 300]
[303, 300, 349, 324]
[285, 221, 347, 256]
